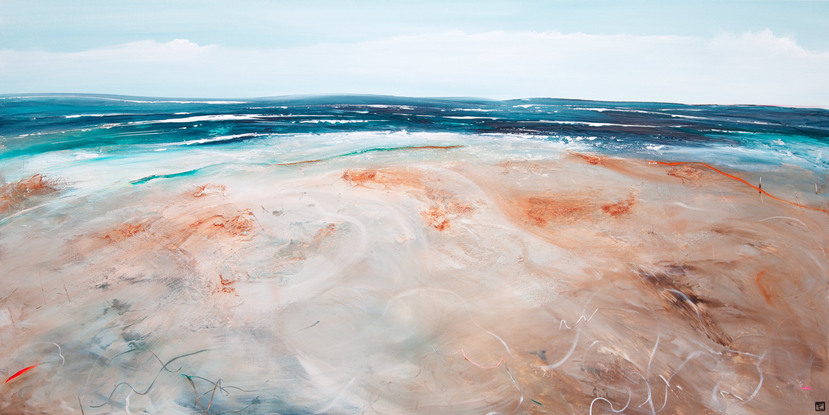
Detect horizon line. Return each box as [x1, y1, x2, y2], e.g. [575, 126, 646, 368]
[3, 92, 828, 111]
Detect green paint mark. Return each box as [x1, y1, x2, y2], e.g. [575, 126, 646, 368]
[532, 399, 543, 406]
[130, 168, 200, 185]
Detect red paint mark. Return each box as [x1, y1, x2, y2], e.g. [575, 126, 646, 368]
[193, 183, 226, 197]
[275, 159, 322, 166]
[423, 207, 451, 231]
[0, 174, 55, 214]
[313, 223, 337, 242]
[192, 210, 255, 237]
[667, 166, 702, 182]
[802, 386, 812, 390]
[601, 195, 636, 217]
[342, 168, 427, 189]
[401, 145, 462, 150]
[524, 196, 588, 226]
[755, 270, 773, 304]
[573, 152, 605, 165]
[342, 169, 377, 184]
[458, 349, 503, 370]
[5, 365, 38, 384]
[104, 222, 147, 242]
[217, 274, 237, 295]
[649, 160, 829, 214]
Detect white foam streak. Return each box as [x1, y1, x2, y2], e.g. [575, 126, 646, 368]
[131, 114, 264, 124]
[166, 133, 265, 146]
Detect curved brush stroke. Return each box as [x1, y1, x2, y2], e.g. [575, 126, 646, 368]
[5, 365, 38, 384]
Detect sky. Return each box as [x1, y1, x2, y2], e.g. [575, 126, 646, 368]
[1, 0, 828, 106]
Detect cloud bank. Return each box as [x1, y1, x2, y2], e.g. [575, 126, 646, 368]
[2, 30, 827, 106]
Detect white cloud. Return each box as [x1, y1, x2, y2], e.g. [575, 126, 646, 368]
[90, 39, 214, 62]
[1, 31, 827, 107]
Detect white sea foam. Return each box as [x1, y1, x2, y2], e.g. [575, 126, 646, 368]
[128, 114, 265, 125]
[298, 119, 372, 124]
[167, 133, 266, 146]
[364, 104, 415, 110]
[64, 113, 130, 119]
[444, 116, 500, 120]
[527, 120, 667, 128]
[121, 99, 246, 104]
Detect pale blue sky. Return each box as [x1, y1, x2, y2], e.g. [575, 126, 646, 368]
[4, 1, 829, 50]
[2, 1, 828, 105]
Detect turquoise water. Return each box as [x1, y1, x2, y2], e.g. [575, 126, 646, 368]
[2, 94, 827, 173]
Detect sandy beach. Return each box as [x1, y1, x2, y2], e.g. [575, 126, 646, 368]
[2, 141, 826, 413]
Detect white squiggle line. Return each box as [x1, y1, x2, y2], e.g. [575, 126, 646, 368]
[589, 389, 631, 415]
[536, 330, 580, 370]
[31, 342, 65, 367]
[647, 336, 660, 375]
[638, 372, 656, 415]
[719, 387, 745, 401]
[698, 351, 766, 407]
[579, 308, 600, 324]
[560, 308, 599, 330]
[657, 375, 670, 412]
[53, 342, 65, 368]
[745, 352, 766, 402]
[506, 368, 524, 411]
[125, 390, 132, 415]
[482, 328, 513, 357]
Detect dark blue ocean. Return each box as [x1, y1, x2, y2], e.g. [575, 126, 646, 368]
[2, 94, 828, 173]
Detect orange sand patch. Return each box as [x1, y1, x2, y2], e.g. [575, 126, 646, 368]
[423, 190, 475, 231]
[571, 152, 607, 166]
[342, 168, 425, 190]
[422, 207, 450, 231]
[342, 169, 378, 184]
[216, 274, 238, 295]
[312, 223, 337, 243]
[520, 196, 592, 226]
[667, 166, 703, 182]
[344, 168, 474, 231]
[755, 270, 773, 305]
[195, 210, 256, 237]
[0, 174, 55, 214]
[601, 194, 636, 217]
[193, 183, 226, 198]
[104, 222, 148, 242]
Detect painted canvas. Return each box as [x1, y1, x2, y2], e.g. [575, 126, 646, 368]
[1, 2, 828, 414]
